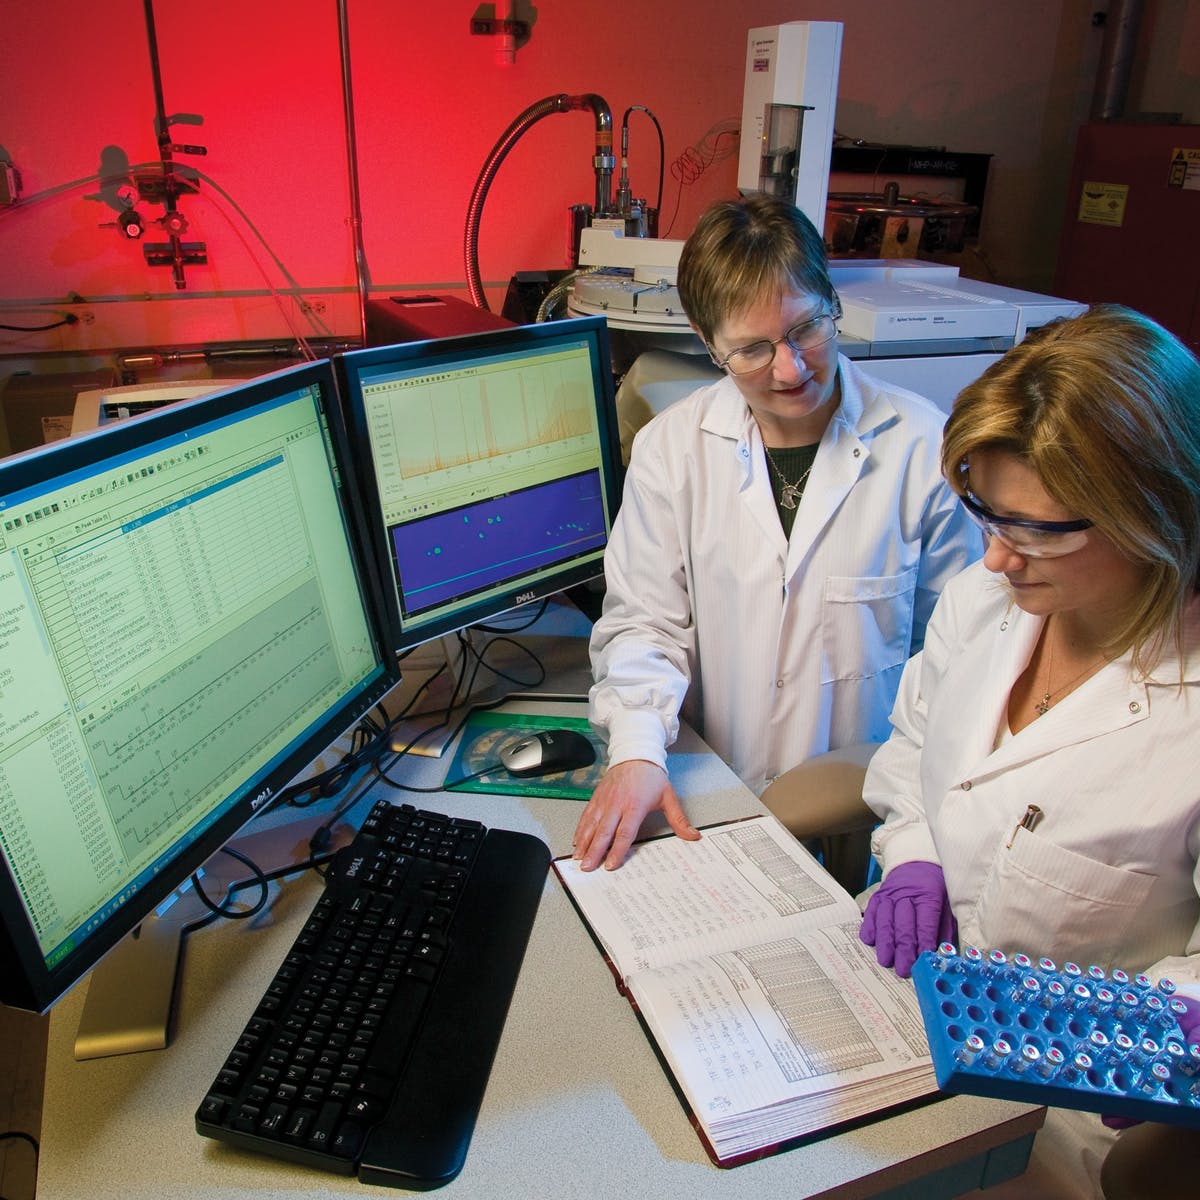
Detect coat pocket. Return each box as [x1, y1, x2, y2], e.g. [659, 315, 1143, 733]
[974, 826, 1156, 968]
[820, 568, 917, 684]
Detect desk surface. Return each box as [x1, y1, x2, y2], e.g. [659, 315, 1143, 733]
[38, 704, 1042, 1200]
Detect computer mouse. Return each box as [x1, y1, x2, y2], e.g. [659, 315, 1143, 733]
[498, 729, 597, 777]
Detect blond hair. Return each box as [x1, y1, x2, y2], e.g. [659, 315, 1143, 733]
[942, 304, 1200, 674]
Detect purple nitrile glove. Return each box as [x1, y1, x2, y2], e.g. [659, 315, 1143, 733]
[860, 860, 957, 979]
[1101, 994, 1200, 1129]
[1175, 994, 1200, 1045]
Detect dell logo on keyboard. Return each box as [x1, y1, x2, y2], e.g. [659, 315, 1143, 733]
[345, 855, 363, 877]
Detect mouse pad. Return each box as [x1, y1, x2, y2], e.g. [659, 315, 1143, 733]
[443, 710, 605, 800]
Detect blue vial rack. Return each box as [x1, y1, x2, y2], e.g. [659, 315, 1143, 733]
[911, 944, 1200, 1129]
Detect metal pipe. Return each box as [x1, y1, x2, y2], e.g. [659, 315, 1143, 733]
[574, 93, 615, 215]
[337, 0, 370, 346]
[142, 0, 170, 153]
[141, 0, 188, 289]
[1093, 0, 1144, 120]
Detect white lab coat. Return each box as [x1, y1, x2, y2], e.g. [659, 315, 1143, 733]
[867, 559, 1200, 985]
[589, 357, 978, 796]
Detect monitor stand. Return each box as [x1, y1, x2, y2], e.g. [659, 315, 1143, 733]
[73, 887, 202, 1059]
[73, 813, 347, 1060]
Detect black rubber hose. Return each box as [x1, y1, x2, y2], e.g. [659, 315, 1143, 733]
[464, 93, 612, 311]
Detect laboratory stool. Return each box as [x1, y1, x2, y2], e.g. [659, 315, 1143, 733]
[614, 349, 721, 465]
[1100, 1121, 1200, 1199]
[759, 742, 880, 894]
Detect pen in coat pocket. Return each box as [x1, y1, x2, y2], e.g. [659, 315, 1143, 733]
[1006, 804, 1043, 849]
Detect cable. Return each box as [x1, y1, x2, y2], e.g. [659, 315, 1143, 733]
[379, 762, 506, 794]
[277, 664, 446, 811]
[0, 315, 76, 331]
[621, 105, 665, 217]
[662, 119, 740, 238]
[301, 660, 464, 839]
[371, 629, 547, 796]
[193, 175, 317, 358]
[474, 597, 550, 634]
[189, 846, 271, 922]
[187, 845, 337, 929]
[299, 621, 546, 825]
[308, 752, 395, 854]
[462, 633, 546, 689]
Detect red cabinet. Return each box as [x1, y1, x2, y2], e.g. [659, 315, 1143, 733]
[1054, 122, 1200, 355]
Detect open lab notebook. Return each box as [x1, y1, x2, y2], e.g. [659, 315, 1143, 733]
[554, 815, 942, 1166]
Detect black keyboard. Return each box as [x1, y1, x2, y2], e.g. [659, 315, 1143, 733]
[195, 800, 551, 1188]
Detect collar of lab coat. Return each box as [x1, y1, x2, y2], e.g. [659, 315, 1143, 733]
[697, 356, 899, 568]
[948, 575, 1200, 779]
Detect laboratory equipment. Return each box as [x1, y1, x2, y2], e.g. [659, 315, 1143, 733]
[567, 241, 1085, 458]
[464, 93, 663, 310]
[825, 183, 978, 258]
[69, 377, 245, 435]
[737, 21, 843, 228]
[913, 945, 1200, 1128]
[86, 0, 208, 288]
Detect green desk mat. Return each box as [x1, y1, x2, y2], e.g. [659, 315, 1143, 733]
[443, 710, 604, 801]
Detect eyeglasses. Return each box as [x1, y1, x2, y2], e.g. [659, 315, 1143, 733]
[710, 300, 842, 375]
[959, 491, 1093, 558]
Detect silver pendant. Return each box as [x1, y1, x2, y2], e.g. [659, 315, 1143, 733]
[780, 483, 801, 510]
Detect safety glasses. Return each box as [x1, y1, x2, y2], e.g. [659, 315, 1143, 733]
[959, 491, 1093, 558]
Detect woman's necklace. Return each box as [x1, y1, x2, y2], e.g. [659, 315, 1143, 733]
[1034, 621, 1109, 716]
[763, 445, 815, 510]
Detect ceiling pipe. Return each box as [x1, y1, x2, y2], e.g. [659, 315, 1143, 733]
[1092, 0, 1144, 120]
[337, 0, 370, 346]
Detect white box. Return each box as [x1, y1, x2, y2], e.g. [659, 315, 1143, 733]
[951, 279, 1086, 341]
[829, 259, 960, 287]
[837, 279, 1018, 342]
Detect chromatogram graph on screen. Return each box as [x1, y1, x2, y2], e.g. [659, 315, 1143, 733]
[391, 358, 595, 478]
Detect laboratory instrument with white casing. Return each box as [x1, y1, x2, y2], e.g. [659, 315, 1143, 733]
[737, 21, 843, 228]
[559, 18, 1083, 462]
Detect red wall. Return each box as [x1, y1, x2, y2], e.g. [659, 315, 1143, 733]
[2, 1, 1193, 358]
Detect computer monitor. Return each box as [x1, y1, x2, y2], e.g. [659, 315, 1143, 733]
[333, 315, 621, 653]
[0, 360, 400, 1037]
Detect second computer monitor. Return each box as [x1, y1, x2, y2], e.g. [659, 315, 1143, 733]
[335, 316, 621, 651]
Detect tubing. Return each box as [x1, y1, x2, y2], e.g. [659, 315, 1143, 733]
[464, 93, 612, 311]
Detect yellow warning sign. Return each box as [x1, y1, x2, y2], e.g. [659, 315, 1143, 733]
[1077, 182, 1128, 226]
[1168, 148, 1200, 190]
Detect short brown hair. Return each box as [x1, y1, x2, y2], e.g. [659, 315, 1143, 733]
[942, 304, 1200, 674]
[676, 194, 835, 343]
